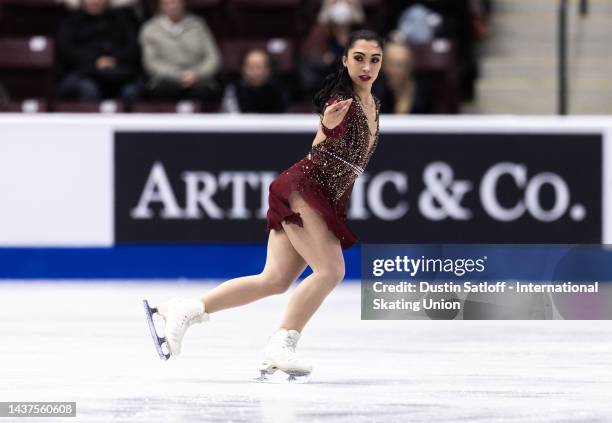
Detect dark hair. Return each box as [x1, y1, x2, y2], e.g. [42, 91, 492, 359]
[312, 29, 384, 114]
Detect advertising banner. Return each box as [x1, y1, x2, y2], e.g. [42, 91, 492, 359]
[115, 131, 602, 244]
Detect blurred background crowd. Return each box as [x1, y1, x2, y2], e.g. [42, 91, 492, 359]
[0, 0, 492, 114]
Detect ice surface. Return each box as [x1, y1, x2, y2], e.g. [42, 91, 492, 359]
[0, 281, 611, 422]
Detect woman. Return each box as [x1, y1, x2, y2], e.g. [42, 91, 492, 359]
[374, 40, 433, 114]
[220, 48, 288, 113]
[144, 29, 384, 382]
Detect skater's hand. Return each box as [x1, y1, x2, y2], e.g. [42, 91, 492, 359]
[321, 98, 352, 130]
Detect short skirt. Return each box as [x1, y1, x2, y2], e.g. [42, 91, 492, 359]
[266, 158, 357, 250]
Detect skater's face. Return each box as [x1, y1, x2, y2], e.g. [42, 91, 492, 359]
[342, 39, 382, 90]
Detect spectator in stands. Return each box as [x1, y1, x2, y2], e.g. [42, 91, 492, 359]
[390, 0, 486, 102]
[298, 0, 365, 99]
[64, 0, 144, 30]
[57, 0, 141, 103]
[139, 0, 221, 102]
[373, 40, 433, 114]
[220, 48, 288, 113]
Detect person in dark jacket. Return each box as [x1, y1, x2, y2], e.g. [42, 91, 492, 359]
[220, 48, 288, 113]
[56, 0, 141, 102]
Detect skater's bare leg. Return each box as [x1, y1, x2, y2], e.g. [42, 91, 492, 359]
[201, 229, 307, 313]
[278, 192, 345, 333]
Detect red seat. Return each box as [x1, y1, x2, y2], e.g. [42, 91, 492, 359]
[0, 98, 48, 113]
[186, 0, 230, 39]
[220, 38, 294, 78]
[0, 0, 68, 35]
[0, 36, 54, 69]
[0, 36, 55, 100]
[410, 39, 459, 113]
[130, 100, 203, 113]
[228, 0, 301, 38]
[53, 101, 125, 113]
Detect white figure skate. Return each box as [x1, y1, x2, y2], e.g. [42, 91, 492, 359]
[255, 328, 312, 383]
[143, 298, 209, 360]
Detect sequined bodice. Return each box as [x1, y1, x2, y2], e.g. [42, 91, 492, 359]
[307, 93, 380, 202]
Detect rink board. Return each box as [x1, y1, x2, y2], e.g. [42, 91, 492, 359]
[0, 114, 611, 278]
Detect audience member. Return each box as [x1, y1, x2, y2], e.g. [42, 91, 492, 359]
[298, 0, 365, 99]
[56, 0, 141, 102]
[391, 3, 443, 44]
[220, 48, 288, 113]
[373, 41, 433, 114]
[63, 0, 143, 22]
[139, 0, 221, 102]
[388, 0, 483, 101]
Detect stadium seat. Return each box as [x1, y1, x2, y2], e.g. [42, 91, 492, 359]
[361, 0, 386, 32]
[0, 36, 55, 100]
[130, 100, 203, 113]
[227, 0, 301, 38]
[410, 39, 459, 113]
[0, 0, 68, 36]
[0, 98, 48, 113]
[186, 0, 231, 40]
[53, 101, 125, 113]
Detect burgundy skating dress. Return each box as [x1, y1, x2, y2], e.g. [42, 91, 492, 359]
[266, 93, 380, 249]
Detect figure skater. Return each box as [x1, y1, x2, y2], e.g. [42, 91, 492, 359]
[144, 29, 384, 382]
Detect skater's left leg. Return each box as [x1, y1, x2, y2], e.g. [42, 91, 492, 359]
[257, 194, 341, 380]
[277, 193, 345, 333]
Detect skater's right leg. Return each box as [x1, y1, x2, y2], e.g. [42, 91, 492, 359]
[201, 229, 307, 314]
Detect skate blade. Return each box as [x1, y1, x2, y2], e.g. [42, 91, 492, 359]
[142, 299, 171, 360]
[252, 369, 311, 384]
